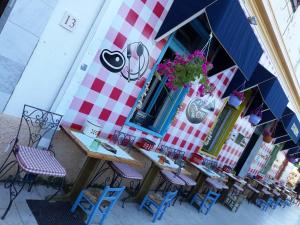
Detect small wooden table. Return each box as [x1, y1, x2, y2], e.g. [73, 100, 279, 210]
[60, 126, 142, 202]
[206, 177, 229, 191]
[221, 172, 246, 203]
[187, 161, 221, 198]
[133, 146, 190, 202]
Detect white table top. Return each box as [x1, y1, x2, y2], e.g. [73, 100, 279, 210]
[71, 131, 135, 161]
[190, 162, 220, 178]
[140, 149, 180, 170]
[224, 172, 247, 185]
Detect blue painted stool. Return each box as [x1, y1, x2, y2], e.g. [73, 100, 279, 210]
[139, 191, 177, 223]
[256, 197, 274, 211]
[71, 186, 125, 225]
[190, 190, 220, 215]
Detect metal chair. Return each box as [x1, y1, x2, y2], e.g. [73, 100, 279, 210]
[191, 190, 221, 215]
[157, 145, 185, 165]
[0, 105, 66, 219]
[224, 183, 245, 212]
[88, 130, 143, 207]
[71, 186, 125, 225]
[139, 190, 178, 223]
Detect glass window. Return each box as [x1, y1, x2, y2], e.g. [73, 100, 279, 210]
[128, 47, 186, 136]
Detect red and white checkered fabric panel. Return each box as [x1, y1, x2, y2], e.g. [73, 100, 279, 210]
[159, 66, 238, 156]
[16, 145, 66, 177]
[109, 162, 143, 180]
[161, 169, 185, 185]
[217, 116, 255, 168]
[248, 142, 274, 176]
[119, 66, 237, 154]
[62, 0, 173, 136]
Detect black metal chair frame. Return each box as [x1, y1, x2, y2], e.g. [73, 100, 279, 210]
[224, 184, 246, 212]
[0, 105, 65, 219]
[87, 130, 141, 207]
[157, 145, 185, 163]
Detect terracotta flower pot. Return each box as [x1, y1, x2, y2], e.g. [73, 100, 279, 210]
[263, 135, 273, 143]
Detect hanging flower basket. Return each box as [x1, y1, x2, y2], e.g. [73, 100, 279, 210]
[228, 82, 246, 109]
[263, 130, 273, 143]
[155, 34, 215, 97]
[263, 121, 278, 143]
[249, 104, 263, 126]
[249, 114, 262, 126]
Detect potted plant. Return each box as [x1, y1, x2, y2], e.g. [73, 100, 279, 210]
[263, 128, 273, 143]
[263, 121, 277, 143]
[228, 82, 246, 108]
[228, 90, 245, 108]
[155, 50, 215, 95]
[249, 104, 263, 126]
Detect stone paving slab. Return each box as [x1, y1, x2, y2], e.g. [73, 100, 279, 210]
[0, 184, 299, 225]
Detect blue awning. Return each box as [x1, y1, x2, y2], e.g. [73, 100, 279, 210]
[258, 78, 288, 119]
[275, 135, 291, 145]
[282, 140, 298, 151]
[287, 147, 300, 159]
[156, 0, 263, 80]
[156, 0, 217, 40]
[281, 110, 300, 144]
[259, 110, 276, 125]
[223, 64, 275, 98]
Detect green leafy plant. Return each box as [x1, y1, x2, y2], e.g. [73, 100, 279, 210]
[155, 50, 215, 96]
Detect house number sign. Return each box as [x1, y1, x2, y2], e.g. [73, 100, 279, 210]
[60, 12, 78, 32]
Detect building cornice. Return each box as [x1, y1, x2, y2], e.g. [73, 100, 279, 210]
[246, 0, 300, 116]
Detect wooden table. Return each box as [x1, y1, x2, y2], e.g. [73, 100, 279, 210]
[60, 126, 142, 202]
[133, 146, 190, 202]
[220, 172, 246, 202]
[224, 172, 246, 186]
[206, 177, 229, 191]
[186, 161, 221, 199]
[254, 179, 271, 190]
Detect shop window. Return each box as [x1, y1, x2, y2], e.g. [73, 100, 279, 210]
[127, 13, 235, 137]
[127, 44, 187, 137]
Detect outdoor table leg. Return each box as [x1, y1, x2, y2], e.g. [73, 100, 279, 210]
[54, 156, 100, 202]
[135, 162, 160, 203]
[219, 178, 235, 202]
[188, 172, 206, 199]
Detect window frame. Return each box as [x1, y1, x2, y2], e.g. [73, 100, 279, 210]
[125, 34, 188, 138]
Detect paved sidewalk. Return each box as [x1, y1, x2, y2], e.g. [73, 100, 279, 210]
[0, 184, 299, 225]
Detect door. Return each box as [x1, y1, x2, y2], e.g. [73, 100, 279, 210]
[234, 133, 260, 175]
[0, 0, 9, 18]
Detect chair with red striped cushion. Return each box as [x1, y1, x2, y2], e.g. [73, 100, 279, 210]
[0, 105, 66, 219]
[87, 130, 143, 207]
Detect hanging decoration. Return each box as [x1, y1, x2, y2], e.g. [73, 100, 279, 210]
[263, 121, 278, 143]
[249, 103, 263, 126]
[228, 81, 246, 109]
[100, 49, 126, 73]
[99, 41, 150, 82]
[155, 33, 215, 95]
[121, 42, 150, 82]
[186, 95, 215, 124]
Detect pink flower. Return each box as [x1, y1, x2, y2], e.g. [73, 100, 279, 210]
[197, 85, 205, 97]
[202, 63, 208, 74]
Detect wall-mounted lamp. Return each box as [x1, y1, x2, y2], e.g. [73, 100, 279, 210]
[248, 16, 257, 25]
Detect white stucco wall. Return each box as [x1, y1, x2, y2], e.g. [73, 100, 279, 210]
[4, 0, 105, 117]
